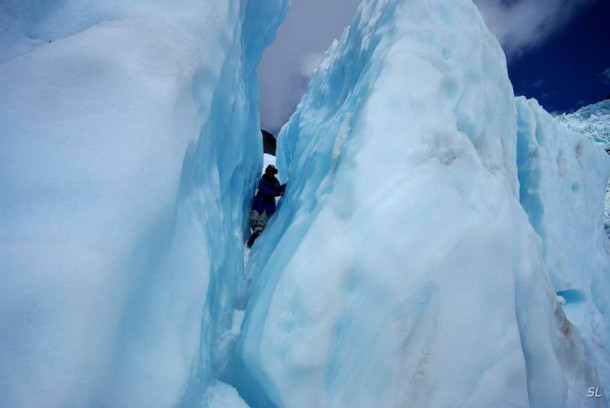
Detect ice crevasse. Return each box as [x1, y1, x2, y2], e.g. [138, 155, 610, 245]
[0, 0, 609, 407]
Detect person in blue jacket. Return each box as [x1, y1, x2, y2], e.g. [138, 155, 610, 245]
[247, 164, 286, 247]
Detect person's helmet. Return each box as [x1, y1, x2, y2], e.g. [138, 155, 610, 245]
[265, 164, 279, 175]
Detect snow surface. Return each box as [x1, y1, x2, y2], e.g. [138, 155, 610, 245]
[263, 153, 277, 170]
[1, 0, 609, 407]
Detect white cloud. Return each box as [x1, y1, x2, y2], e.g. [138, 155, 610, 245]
[299, 52, 325, 77]
[531, 79, 545, 89]
[602, 67, 610, 84]
[473, 0, 596, 57]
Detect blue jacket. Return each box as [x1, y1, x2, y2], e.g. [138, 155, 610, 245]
[252, 174, 285, 216]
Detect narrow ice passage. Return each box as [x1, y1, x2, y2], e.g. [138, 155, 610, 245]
[0, 0, 289, 406]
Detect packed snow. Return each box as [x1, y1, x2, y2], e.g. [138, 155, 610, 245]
[1, 0, 609, 407]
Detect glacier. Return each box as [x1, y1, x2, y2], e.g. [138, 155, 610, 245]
[1, 0, 609, 408]
[515, 97, 610, 396]
[0, 0, 288, 406]
[236, 0, 610, 406]
[558, 99, 610, 236]
[558, 99, 610, 152]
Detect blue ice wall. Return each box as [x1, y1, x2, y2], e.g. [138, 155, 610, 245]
[0, 0, 288, 406]
[234, 0, 608, 406]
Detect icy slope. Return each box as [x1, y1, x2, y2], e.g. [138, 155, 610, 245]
[0, 0, 287, 406]
[236, 0, 610, 407]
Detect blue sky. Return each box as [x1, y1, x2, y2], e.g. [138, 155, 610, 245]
[508, 0, 610, 114]
[259, 0, 610, 133]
